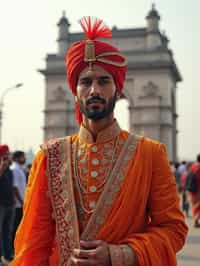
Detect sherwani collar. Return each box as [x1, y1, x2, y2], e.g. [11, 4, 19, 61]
[78, 120, 121, 143]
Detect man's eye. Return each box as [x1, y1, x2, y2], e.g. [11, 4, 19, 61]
[80, 79, 92, 86]
[98, 79, 110, 85]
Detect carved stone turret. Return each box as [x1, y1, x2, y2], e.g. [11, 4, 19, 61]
[146, 4, 160, 33]
[145, 4, 162, 50]
[57, 11, 70, 55]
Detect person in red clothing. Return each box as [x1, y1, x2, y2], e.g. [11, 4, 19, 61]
[188, 154, 200, 227]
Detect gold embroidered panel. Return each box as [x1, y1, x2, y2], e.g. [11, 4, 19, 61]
[42, 137, 79, 266]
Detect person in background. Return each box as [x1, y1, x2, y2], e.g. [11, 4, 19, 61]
[188, 154, 200, 227]
[0, 145, 15, 264]
[177, 161, 187, 184]
[180, 162, 192, 217]
[174, 162, 181, 191]
[25, 163, 32, 183]
[11, 151, 26, 244]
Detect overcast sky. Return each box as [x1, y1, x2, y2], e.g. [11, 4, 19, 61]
[0, 0, 199, 161]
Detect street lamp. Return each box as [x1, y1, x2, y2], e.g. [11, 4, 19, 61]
[0, 83, 23, 144]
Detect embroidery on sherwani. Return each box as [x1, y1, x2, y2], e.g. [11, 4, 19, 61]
[81, 134, 141, 240]
[41, 137, 80, 266]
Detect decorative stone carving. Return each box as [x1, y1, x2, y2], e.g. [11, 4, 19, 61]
[143, 81, 159, 97]
[52, 86, 66, 102]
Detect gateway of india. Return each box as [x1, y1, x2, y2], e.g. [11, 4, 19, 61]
[39, 5, 181, 162]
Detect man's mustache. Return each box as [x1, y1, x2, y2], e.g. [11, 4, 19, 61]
[86, 96, 106, 105]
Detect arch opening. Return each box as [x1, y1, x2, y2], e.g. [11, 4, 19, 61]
[114, 97, 130, 131]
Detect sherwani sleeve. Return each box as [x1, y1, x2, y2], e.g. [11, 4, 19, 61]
[126, 143, 188, 266]
[10, 149, 55, 266]
[109, 244, 137, 266]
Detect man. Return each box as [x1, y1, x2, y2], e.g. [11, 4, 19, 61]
[0, 145, 15, 264]
[11, 17, 188, 266]
[11, 151, 26, 243]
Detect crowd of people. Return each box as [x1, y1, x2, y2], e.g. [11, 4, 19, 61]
[171, 154, 200, 227]
[0, 145, 31, 265]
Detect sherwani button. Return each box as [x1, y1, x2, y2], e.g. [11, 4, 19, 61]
[89, 201, 96, 209]
[91, 171, 98, 178]
[91, 146, 98, 152]
[92, 159, 99, 165]
[89, 185, 97, 192]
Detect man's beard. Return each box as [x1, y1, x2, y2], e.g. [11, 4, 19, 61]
[78, 93, 117, 121]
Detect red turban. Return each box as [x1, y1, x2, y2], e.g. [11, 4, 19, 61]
[0, 145, 9, 157]
[65, 17, 127, 124]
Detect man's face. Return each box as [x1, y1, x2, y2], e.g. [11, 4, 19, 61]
[0, 153, 10, 170]
[76, 65, 117, 121]
[18, 155, 26, 165]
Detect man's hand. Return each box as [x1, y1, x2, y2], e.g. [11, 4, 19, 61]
[71, 240, 111, 266]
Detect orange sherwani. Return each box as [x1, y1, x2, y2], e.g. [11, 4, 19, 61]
[11, 121, 188, 266]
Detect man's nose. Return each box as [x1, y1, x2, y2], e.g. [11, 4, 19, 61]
[89, 80, 101, 96]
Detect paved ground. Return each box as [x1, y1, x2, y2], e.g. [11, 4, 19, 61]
[177, 215, 200, 266]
